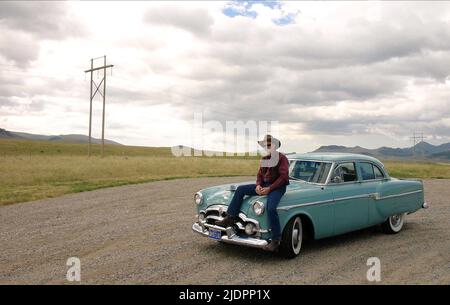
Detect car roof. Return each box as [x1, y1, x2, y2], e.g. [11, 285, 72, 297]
[286, 152, 385, 167]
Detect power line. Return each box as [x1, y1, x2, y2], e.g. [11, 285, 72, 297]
[1, 63, 201, 112]
[1, 65, 197, 102]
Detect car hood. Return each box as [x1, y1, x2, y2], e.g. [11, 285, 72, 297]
[200, 179, 319, 210]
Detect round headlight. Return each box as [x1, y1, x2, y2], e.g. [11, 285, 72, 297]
[194, 192, 203, 205]
[245, 223, 255, 235]
[253, 200, 265, 215]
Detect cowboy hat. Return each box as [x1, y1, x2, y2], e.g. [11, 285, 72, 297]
[257, 134, 281, 149]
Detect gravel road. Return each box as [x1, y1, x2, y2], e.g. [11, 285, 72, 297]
[0, 177, 448, 284]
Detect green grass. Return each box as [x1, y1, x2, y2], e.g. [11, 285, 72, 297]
[383, 160, 450, 179]
[0, 139, 259, 205]
[1, 138, 449, 205]
[0, 138, 174, 157]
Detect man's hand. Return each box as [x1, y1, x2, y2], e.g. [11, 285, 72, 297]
[259, 187, 271, 195]
[255, 185, 263, 195]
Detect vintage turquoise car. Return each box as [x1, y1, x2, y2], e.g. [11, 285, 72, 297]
[192, 153, 428, 258]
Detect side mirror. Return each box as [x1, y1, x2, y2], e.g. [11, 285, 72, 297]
[332, 176, 343, 183]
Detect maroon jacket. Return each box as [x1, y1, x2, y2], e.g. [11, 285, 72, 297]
[256, 152, 290, 191]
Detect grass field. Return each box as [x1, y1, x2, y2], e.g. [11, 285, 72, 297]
[1, 138, 449, 205]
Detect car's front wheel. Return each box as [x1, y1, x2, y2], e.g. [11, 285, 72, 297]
[279, 216, 303, 258]
[382, 213, 406, 234]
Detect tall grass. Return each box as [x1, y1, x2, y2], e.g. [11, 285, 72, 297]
[384, 160, 450, 179]
[0, 153, 259, 205]
[1, 138, 449, 205]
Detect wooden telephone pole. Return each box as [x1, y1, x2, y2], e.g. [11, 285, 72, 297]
[84, 56, 114, 157]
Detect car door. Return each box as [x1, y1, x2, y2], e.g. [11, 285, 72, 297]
[357, 161, 388, 225]
[328, 162, 370, 235]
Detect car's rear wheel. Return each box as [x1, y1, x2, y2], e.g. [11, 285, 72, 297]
[279, 216, 303, 258]
[382, 213, 406, 234]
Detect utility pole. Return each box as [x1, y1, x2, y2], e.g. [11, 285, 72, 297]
[410, 132, 426, 159]
[88, 59, 93, 157]
[84, 56, 114, 157]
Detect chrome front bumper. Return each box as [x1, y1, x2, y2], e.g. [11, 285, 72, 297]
[192, 222, 268, 249]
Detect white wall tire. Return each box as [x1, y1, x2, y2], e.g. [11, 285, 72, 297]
[382, 213, 406, 234]
[280, 216, 303, 258]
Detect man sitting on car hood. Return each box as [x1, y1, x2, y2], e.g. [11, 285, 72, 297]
[215, 134, 290, 252]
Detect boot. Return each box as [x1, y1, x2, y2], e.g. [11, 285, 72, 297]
[263, 240, 280, 252]
[215, 216, 236, 228]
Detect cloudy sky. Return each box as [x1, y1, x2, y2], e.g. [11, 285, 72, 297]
[1, 1, 450, 153]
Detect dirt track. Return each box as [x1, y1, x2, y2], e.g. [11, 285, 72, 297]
[0, 177, 449, 284]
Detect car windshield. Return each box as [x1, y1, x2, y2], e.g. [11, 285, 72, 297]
[288, 160, 332, 184]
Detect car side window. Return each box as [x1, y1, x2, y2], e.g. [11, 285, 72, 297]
[360, 162, 376, 180]
[331, 162, 357, 183]
[373, 164, 385, 179]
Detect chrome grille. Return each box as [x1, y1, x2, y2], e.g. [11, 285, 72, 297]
[199, 205, 268, 236]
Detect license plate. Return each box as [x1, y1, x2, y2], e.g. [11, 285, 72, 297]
[208, 229, 221, 240]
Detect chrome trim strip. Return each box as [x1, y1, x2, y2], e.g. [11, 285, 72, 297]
[279, 193, 374, 211]
[278, 190, 423, 211]
[329, 180, 360, 186]
[326, 178, 391, 187]
[375, 189, 423, 200]
[192, 223, 268, 249]
[334, 193, 375, 202]
[203, 223, 228, 232]
[357, 178, 390, 184]
[278, 198, 334, 211]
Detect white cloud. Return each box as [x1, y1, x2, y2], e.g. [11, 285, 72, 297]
[1, 1, 450, 153]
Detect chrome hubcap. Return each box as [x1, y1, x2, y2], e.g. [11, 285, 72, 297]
[292, 229, 298, 243]
[390, 214, 402, 227]
[291, 218, 302, 254]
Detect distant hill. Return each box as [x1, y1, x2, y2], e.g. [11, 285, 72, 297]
[312, 141, 450, 161]
[0, 128, 122, 145]
[172, 145, 261, 158]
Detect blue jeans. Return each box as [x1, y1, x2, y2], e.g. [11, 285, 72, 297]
[227, 183, 287, 241]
